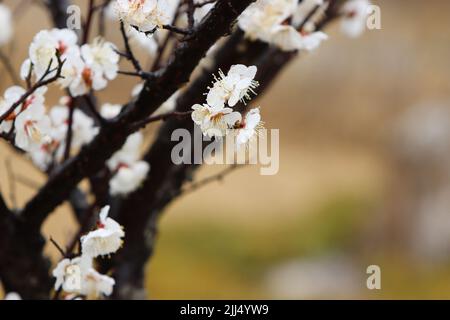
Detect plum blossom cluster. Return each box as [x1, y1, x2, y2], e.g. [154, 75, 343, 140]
[0, 91, 98, 170]
[113, 0, 173, 33]
[192, 64, 263, 147]
[53, 206, 124, 299]
[30, 97, 99, 169]
[0, 27, 122, 170]
[22, 29, 119, 97]
[102, 104, 150, 196]
[238, 0, 329, 52]
[0, 86, 50, 153]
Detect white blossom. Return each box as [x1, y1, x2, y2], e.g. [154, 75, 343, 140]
[81, 38, 119, 82]
[235, 108, 263, 146]
[193, 1, 214, 23]
[101, 103, 122, 119]
[0, 4, 13, 46]
[127, 26, 158, 55]
[107, 132, 144, 170]
[81, 206, 125, 258]
[131, 83, 144, 98]
[191, 103, 212, 126]
[109, 161, 150, 196]
[105, 1, 119, 20]
[26, 30, 119, 97]
[192, 103, 242, 138]
[28, 29, 78, 80]
[238, 0, 328, 52]
[8, 86, 51, 152]
[28, 140, 57, 171]
[0, 86, 25, 134]
[114, 0, 172, 32]
[49, 103, 99, 151]
[57, 47, 87, 95]
[271, 28, 328, 52]
[53, 256, 115, 298]
[207, 65, 259, 109]
[292, 0, 324, 27]
[68, 65, 107, 97]
[26, 94, 99, 170]
[79, 268, 115, 298]
[53, 256, 91, 293]
[340, 0, 372, 38]
[19, 59, 32, 81]
[238, 0, 297, 41]
[15, 105, 51, 152]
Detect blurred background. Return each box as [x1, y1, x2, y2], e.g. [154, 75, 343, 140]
[1, 0, 450, 299]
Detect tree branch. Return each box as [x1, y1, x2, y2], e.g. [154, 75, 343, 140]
[0, 53, 65, 123]
[107, 0, 340, 298]
[20, 0, 256, 232]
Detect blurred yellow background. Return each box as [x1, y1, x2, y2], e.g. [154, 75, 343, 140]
[1, 0, 450, 299]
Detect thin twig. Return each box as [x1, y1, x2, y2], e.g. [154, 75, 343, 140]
[0, 53, 65, 123]
[49, 237, 67, 258]
[117, 70, 155, 79]
[162, 24, 193, 36]
[181, 164, 241, 196]
[120, 21, 143, 73]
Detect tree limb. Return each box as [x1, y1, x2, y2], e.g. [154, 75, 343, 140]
[107, 0, 341, 298]
[20, 0, 256, 229]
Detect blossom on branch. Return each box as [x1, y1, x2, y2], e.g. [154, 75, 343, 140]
[110, 161, 150, 196]
[14, 98, 51, 152]
[192, 103, 242, 138]
[81, 38, 120, 83]
[234, 107, 263, 147]
[114, 0, 172, 33]
[24, 29, 119, 97]
[53, 256, 115, 298]
[100, 103, 122, 119]
[106, 130, 149, 196]
[0, 86, 51, 152]
[238, 0, 328, 52]
[81, 206, 125, 258]
[207, 64, 259, 109]
[192, 64, 262, 139]
[28, 29, 78, 80]
[50, 101, 99, 150]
